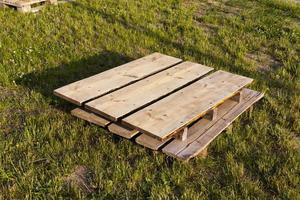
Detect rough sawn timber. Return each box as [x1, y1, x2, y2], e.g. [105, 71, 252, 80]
[85, 61, 213, 121]
[54, 53, 182, 106]
[122, 70, 253, 141]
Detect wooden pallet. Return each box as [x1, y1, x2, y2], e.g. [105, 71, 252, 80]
[0, 0, 57, 12]
[54, 53, 264, 161]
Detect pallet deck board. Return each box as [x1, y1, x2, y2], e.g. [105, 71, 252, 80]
[165, 89, 264, 160]
[122, 70, 253, 141]
[71, 108, 110, 127]
[136, 134, 173, 150]
[85, 62, 213, 121]
[108, 123, 139, 139]
[54, 53, 182, 106]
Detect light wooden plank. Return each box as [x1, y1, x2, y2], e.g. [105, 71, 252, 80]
[54, 53, 182, 106]
[123, 70, 253, 140]
[85, 62, 213, 121]
[71, 108, 110, 127]
[175, 89, 264, 161]
[162, 88, 255, 156]
[135, 134, 173, 150]
[108, 123, 139, 139]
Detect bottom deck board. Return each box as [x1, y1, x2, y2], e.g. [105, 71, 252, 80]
[108, 123, 139, 139]
[71, 108, 110, 127]
[71, 108, 139, 139]
[70, 88, 263, 161]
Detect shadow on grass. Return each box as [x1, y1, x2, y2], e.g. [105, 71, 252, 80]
[16, 51, 133, 110]
[68, 1, 295, 94]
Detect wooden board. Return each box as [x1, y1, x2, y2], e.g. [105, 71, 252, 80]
[71, 108, 110, 127]
[136, 134, 173, 150]
[136, 88, 253, 151]
[108, 123, 139, 139]
[54, 53, 182, 106]
[71, 108, 139, 139]
[85, 62, 213, 121]
[163, 88, 264, 160]
[122, 70, 253, 140]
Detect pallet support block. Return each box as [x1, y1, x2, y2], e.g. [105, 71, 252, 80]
[204, 108, 218, 121]
[230, 90, 243, 103]
[176, 127, 188, 141]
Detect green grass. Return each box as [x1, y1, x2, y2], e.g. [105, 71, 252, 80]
[0, 0, 300, 199]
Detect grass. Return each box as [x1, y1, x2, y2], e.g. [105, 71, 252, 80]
[0, 0, 300, 199]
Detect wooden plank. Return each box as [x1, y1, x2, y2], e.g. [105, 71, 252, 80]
[122, 70, 253, 140]
[54, 53, 182, 106]
[136, 134, 173, 150]
[162, 88, 255, 156]
[85, 62, 213, 121]
[71, 108, 110, 127]
[173, 89, 264, 161]
[108, 123, 139, 139]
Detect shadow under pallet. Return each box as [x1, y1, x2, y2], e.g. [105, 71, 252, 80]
[54, 52, 264, 161]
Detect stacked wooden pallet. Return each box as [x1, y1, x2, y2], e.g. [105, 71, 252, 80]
[0, 0, 57, 12]
[54, 53, 264, 161]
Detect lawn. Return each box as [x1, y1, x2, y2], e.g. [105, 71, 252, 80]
[0, 0, 300, 199]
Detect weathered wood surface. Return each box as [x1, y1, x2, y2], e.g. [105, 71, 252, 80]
[71, 108, 110, 127]
[135, 88, 254, 151]
[136, 134, 173, 150]
[108, 123, 139, 139]
[54, 53, 182, 106]
[123, 70, 253, 140]
[71, 108, 139, 139]
[85, 62, 213, 121]
[163, 88, 264, 160]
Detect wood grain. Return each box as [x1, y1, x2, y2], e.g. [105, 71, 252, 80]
[54, 53, 182, 106]
[123, 70, 253, 140]
[108, 123, 139, 139]
[71, 108, 110, 127]
[85, 62, 213, 121]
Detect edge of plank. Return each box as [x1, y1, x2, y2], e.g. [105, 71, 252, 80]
[169, 89, 264, 161]
[71, 108, 110, 127]
[54, 52, 182, 106]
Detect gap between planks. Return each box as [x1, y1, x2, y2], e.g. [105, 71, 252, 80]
[54, 53, 182, 106]
[85, 61, 213, 122]
[122, 70, 253, 141]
